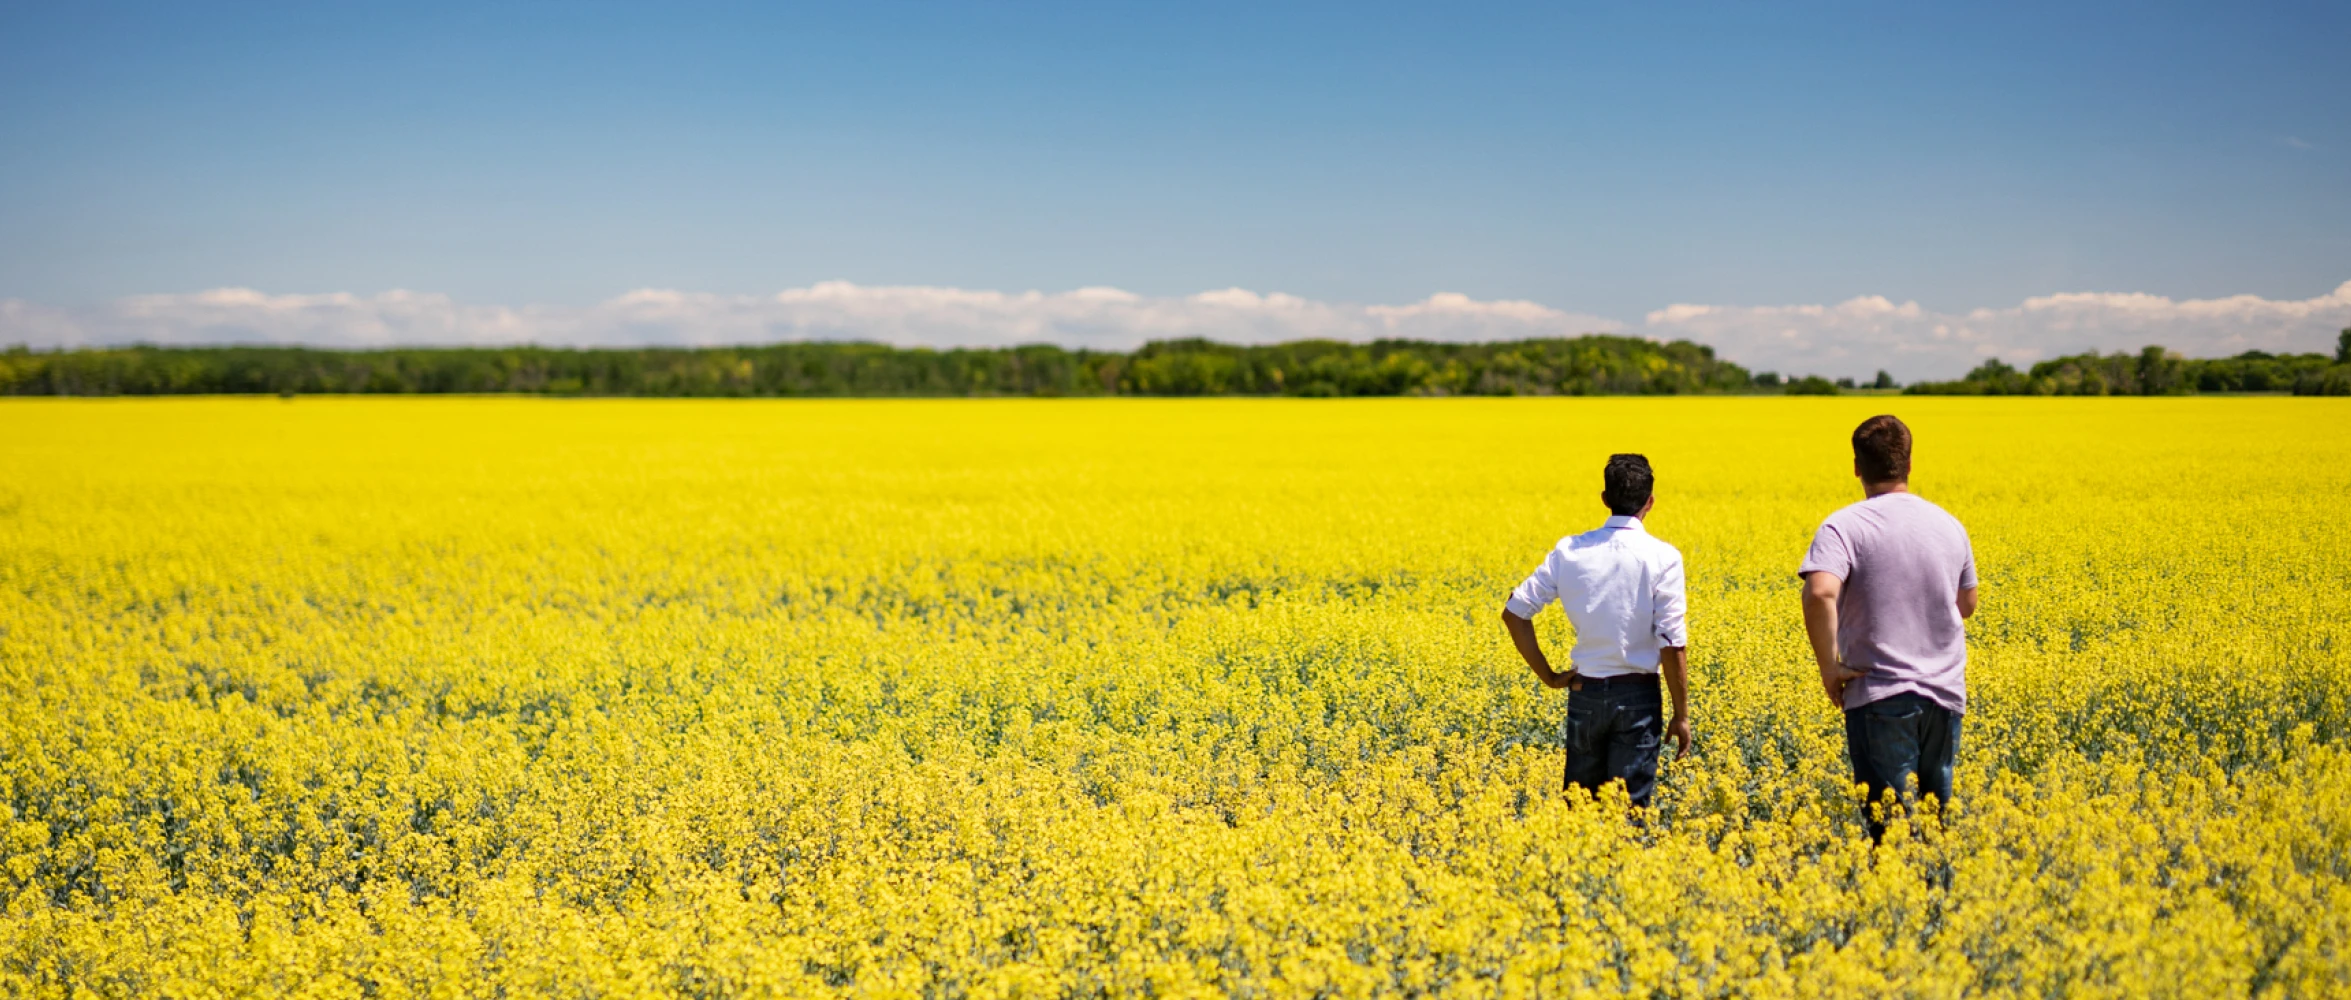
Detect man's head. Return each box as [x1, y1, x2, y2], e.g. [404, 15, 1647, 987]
[1852, 415, 1911, 485]
[1602, 453, 1654, 518]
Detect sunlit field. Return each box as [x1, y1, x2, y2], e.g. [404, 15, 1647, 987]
[4, 397, 2348, 998]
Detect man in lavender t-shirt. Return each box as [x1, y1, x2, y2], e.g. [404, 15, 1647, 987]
[1799, 415, 1980, 840]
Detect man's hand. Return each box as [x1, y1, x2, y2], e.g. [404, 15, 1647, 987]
[1819, 660, 1864, 709]
[1503, 610, 1581, 691]
[1801, 572, 1856, 712]
[1665, 713, 1692, 760]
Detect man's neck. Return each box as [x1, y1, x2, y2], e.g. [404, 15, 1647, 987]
[1863, 480, 1910, 499]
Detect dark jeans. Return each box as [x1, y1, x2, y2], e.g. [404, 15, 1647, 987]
[1563, 675, 1663, 808]
[1843, 692, 1960, 840]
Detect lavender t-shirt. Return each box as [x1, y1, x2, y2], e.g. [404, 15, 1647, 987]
[1799, 492, 1977, 714]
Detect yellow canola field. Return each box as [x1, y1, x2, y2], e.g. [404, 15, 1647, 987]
[3, 397, 2349, 999]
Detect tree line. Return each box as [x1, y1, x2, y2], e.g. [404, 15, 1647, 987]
[0, 336, 1755, 397]
[5, 329, 2346, 397]
[1903, 330, 2351, 396]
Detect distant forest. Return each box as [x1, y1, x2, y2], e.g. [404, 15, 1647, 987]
[1904, 330, 2351, 396]
[0, 336, 1754, 397]
[3, 329, 2346, 397]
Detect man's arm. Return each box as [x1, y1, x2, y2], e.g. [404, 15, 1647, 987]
[1652, 552, 1692, 758]
[1501, 610, 1576, 690]
[1659, 645, 1690, 759]
[1957, 534, 1980, 620]
[1801, 571, 1859, 709]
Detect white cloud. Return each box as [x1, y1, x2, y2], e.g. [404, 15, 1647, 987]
[1642, 281, 2351, 380]
[0, 283, 1622, 354]
[6, 279, 2348, 382]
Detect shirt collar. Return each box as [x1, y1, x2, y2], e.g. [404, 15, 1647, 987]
[1601, 515, 1645, 532]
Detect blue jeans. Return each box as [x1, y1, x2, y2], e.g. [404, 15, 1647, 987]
[1563, 675, 1663, 808]
[1844, 692, 1960, 840]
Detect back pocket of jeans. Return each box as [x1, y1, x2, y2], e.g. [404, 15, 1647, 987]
[1566, 703, 1595, 748]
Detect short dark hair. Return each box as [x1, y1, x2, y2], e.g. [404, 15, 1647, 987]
[1852, 415, 1911, 483]
[1603, 454, 1653, 516]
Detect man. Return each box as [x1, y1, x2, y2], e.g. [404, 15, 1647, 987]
[1501, 454, 1691, 809]
[1800, 415, 1979, 840]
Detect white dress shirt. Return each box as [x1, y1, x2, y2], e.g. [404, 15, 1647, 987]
[1504, 515, 1689, 678]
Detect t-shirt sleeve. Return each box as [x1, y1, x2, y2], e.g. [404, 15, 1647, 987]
[1798, 521, 1853, 581]
[1504, 551, 1558, 620]
[1958, 527, 1978, 590]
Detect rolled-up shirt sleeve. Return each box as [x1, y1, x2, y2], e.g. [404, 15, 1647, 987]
[1653, 553, 1688, 648]
[1504, 554, 1557, 620]
[1798, 523, 1852, 581]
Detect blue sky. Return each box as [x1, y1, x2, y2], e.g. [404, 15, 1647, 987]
[2, 1, 2347, 376]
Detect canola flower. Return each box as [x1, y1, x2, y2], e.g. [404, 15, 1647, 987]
[2, 396, 2348, 998]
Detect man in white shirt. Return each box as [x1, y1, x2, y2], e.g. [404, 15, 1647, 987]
[1500, 454, 1692, 808]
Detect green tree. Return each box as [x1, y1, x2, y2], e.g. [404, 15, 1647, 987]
[2337, 327, 2349, 364]
[2137, 345, 2189, 395]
